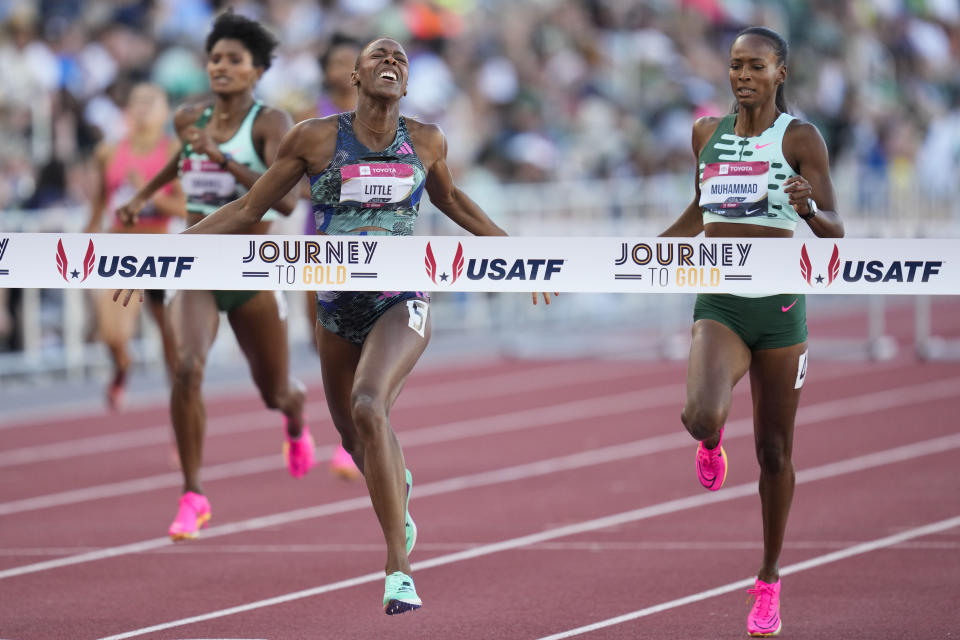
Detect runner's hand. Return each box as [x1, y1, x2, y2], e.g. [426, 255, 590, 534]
[113, 289, 143, 307]
[115, 196, 147, 227]
[783, 175, 814, 213]
[531, 292, 558, 305]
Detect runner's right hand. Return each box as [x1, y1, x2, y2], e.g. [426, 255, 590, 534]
[115, 196, 147, 227]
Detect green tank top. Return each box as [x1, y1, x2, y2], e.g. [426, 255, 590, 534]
[698, 112, 798, 231]
[178, 100, 280, 220]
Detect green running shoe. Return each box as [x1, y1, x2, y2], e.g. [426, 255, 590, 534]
[405, 468, 417, 555]
[383, 571, 422, 615]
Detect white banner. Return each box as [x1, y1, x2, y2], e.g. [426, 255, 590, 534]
[0, 233, 954, 295]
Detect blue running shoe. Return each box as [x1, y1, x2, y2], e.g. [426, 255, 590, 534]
[383, 571, 422, 615]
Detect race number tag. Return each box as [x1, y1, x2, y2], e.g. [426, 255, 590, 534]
[180, 158, 237, 201]
[340, 163, 415, 209]
[406, 299, 429, 338]
[700, 161, 770, 218]
[794, 350, 808, 389]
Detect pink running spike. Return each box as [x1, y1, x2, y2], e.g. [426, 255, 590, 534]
[330, 444, 362, 481]
[747, 577, 782, 637]
[695, 427, 728, 491]
[168, 491, 211, 541]
[283, 421, 316, 479]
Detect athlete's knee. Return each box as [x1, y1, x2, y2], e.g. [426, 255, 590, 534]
[171, 352, 205, 389]
[756, 440, 791, 475]
[681, 405, 725, 442]
[351, 392, 388, 441]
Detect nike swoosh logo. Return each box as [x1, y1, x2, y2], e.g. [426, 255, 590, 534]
[755, 142, 773, 149]
[781, 299, 798, 312]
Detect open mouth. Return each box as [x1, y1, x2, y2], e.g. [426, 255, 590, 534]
[379, 69, 399, 83]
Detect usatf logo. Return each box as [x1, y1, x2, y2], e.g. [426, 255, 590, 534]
[56, 238, 96, 282]
[56, 237, 195, 283]
[801, 243, 942, 286]
[425, 242, 564, 284]
[424, 242, 463, 284]
[800, 243, 840, 287]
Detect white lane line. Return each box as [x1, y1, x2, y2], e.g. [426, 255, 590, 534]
[534, 515, 960, 640]
[2, 373, 956, 517]
[0, 360, 646, 464]
[94, 436, 960, 640]
[8, 539, 959, 557]
[0, 385, 687, 515]
[0, 359, 648, 433]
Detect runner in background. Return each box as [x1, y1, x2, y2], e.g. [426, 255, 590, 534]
[115, 11, 310, 541]
[84, 82, 184, 410]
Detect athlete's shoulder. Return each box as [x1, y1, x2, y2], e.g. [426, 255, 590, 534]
[253, 103, 294, 128]
[693, 115, 723, 136]
[292, 114, 340, 138]
[784, 117, 827, 153]
[692, 116, 724, 156]
[404, 116, 444, 152]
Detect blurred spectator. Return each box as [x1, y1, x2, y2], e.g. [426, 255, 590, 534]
[0, 0, 958, 208]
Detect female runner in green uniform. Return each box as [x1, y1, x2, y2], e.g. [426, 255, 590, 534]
[661, 26, 844, 637]
[116, 12, 310, 540]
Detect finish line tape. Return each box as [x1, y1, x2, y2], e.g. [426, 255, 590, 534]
[0, 234, 954, 295]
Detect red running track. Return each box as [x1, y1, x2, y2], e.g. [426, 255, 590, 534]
[0, 301, 958, 640]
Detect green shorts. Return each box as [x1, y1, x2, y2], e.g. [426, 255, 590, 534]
[693, 294, 807, 351]
[212, 290, 259, 312]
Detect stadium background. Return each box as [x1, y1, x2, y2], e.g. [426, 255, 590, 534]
[0, 0, 958, 381]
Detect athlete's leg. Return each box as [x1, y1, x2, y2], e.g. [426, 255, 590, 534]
[748, 342, 806, 583]
[146, 293, 176, 384]
[93, 289, 140, 407]
[682, 319, 752, 447]
[227, 291, 306, 437]
[166, 290, 219, 495]
[316, 327, 363, 467]
[348, 301, 431, 575]
[305, 290, 320, 354]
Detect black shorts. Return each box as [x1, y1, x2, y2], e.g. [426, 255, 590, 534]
[315, 291, 429, 346]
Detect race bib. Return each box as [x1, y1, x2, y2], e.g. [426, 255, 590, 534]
[181, 158, 237, 204]
[340, 163, 415, 209]
[699, 161, 770, 218]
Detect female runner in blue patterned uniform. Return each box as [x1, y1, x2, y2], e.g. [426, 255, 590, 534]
[172, 38, 553, 615]
[660, 27, 844, 637]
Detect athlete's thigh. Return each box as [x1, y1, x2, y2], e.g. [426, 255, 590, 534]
[355, 299, 432, 409]
[748, 341, 808, 442]
[165, 289, 220, 357]
[93, 288, 141, 343]
[316, 326, 362, 428]
[227, 291, 291, 385]
[686, 319, 752, 412]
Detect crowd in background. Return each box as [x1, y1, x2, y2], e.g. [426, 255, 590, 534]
[0, 0, 959, 354]
[1, 0, 959, 210]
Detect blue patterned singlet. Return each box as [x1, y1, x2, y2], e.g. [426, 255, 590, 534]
[308, 113, 430, 345]
[309, 113, 427, 236]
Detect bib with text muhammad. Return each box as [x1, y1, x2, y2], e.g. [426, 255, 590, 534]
[699, 161, 772, 218]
